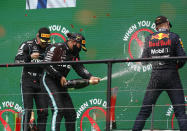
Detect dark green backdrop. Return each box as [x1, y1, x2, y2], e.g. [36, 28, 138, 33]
[0, 0, 187, 130]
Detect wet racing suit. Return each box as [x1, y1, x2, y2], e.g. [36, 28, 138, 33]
[133, 28, 187, 130]
[42, 42, 92, 131]
[15, 39, 49, 131]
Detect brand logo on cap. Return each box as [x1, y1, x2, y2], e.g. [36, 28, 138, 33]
[76, 35, 81, 41]
[41, 33, 50, 38]
[82, 40, 86, 44]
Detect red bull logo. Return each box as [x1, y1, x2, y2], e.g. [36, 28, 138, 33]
[149, 39, 171, 47]
[151, 33, 169, 40]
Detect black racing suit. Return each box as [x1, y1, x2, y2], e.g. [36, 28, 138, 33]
[15, 38, 49, 131]
[42, 42, 92, 131]
[133, 28, 187, 131]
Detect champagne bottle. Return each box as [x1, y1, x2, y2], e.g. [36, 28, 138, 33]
[29, 111, 37, 131]
[64, 79, 90, 89]
[15, 112, 22, 131]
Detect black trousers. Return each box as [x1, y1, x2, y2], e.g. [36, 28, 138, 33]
[133, 69, 187, 131]
[42, 73, 76, 131]
[21, 74, 48, 131]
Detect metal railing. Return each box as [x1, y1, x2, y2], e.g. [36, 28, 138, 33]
[0, 56, 187, 131]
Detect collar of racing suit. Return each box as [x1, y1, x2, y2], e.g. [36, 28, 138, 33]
[35, 39, 38, 44]
[158, 28, 169, 32]
[64, 42, 71, 52]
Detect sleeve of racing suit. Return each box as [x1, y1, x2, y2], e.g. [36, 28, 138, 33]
[14, 42, 31, 63]
[176, 35, 186, 68]
[72, 57, 92, 79]
[44, 46, 63, 80]
[141, 36, 150, 65]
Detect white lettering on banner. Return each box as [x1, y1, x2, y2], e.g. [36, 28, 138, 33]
[142, 64, 152, 72]
[165, 105, 173, 117]
[2, 101, 14, 108]
[165, 96, 187, 117]
[76, 98, 107, 119]
[127, 62, 152, 72]
[49, 25, 61, 32]
[138, 21, 151, 27]
[123, 24, 137, 41]
[61, 27, 69, 34]
[89, 99, 102, 105]
[1, 101, 23, 113]
[48, 25, 69, 36]
[128, 62, 141, 72]
[77, 102, 89, 119]
[102, 101, 107, 108]
[123, 20, 157, 42]
[14, 104, 23, 112]
[151, 23, 156, 30]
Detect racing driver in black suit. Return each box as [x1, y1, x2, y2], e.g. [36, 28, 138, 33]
[132, 16, 187, 131]
[42, 32, 100, 131]
[15, 27, 51, 131]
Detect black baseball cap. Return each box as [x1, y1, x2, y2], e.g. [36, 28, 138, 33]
[38, 27, 51, 43]
[155, 16, 172, 28]
[67, 33, 87, 51]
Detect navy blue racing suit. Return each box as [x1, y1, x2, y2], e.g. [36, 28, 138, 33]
[133, 28, 187, 131]
[42, 42, 92, 131]
[15, 39, 49, 131]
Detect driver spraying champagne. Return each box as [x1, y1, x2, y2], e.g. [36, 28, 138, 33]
[42, 32, 100, 131]
[64, 79, 100, 89]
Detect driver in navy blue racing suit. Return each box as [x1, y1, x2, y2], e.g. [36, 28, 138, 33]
[132, 16, 187, 131]
[42, 32, 100, 131]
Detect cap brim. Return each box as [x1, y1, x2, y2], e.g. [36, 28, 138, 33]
[40, 38, 51, 43]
